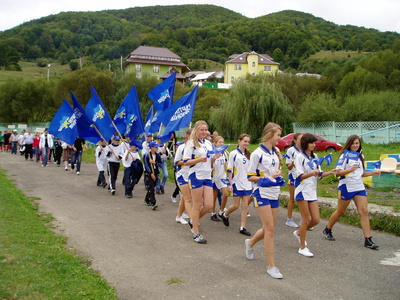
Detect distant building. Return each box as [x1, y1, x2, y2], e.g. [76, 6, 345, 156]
[123, 46, 189, 79]
[224, 51, 279, 84]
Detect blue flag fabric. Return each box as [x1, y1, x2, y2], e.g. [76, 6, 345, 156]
[209, 145, 229, 155]
[343, 150, 360, 161]
[307, 158, 321, 170]
[149, 111, 162, 134]
[70, 91, 101, 144]
[85, 86, 115, 142]
[335, 157, 345, 166]
[282, 153, 290, 159]
[48, 100, 79, 146]
[147, 72, 176, 112]
[144, 105, 154, 135]
[126, 86, 145, 139]
[325, 153, 333, 168]
[373, 161, 382, 169]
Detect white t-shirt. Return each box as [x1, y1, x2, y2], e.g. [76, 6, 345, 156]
[183, 138, 213, 180]
[174, 143, 189, 181]
[286, 145, 301, 178]
[294, 151, 321, 200]
[337, 154, 365, 192]
[247, 145, 280, 200]
[227, 148, 252, 191]
[122, 150, 141, 168]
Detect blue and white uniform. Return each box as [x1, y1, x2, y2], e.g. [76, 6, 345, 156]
[212, 152, 229, 190]
[247, 145, 280, 207]
[337, 154, 367, 200]
[183, 138, 213, 188]
[174, 143, 189, 186]
[286, 145, 301, 185]
[227, 148, 252, 196]
[294, 151, 321, 201]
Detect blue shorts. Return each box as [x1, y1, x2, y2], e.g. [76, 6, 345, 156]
[338, 185, 367, 200]
[295, 192, 317, 202]
[232, 184, 252, 197]
[252, 190, 280, 208]
[189, 174, 212, 189]
[288, 173, 295, 186]
[177, 175, 188, 186]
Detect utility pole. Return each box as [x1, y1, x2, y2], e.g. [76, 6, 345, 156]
[47, 64, 51, 81]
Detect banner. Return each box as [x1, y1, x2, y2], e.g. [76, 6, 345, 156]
[48, 100, 79, 146]
[147, 72, 176, 112]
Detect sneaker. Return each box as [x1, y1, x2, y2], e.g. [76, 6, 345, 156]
[308, 227, 314, 231]
[125, 194, 132, 198]
[182, 212, 189, 219]
[176, 216, 188, 225]
[144, 200, 152, 206]
[161, 188, 165, 194]
[156, 189, 161, 195]
[364, 237, 379, 249]
[247, 213, 251, 217]
[193, 234, 207, 244]
[152, 204, 158, 210]
[102, 182, 107, 188]
[210, 214, 220, 222]
[240, 228, 251, 236]
[221, 214, 230, 227]
[245, 239, 254, 260]
[76, 171, 80, 175]
[65, 168, 68, 171]
[298, 247, 314, 257]
[111, 189, 115, 195]
[293, 230, 307, 246]
[267, 267, 283, 279]
[286, 219, 299, 228]
[218, 211, 224, 219]
[323, 227, 336, 241]
[171, 196, 177, 203]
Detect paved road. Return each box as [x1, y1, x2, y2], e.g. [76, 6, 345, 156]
[1, 152, 399, 300]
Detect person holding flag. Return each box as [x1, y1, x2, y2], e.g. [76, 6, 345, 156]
[221, 134, 253, 236]
[293, 133, 338, 258]
[284, 133, 303, 228]
[323, 135, 381, 249]
[106, 136, 124, 195]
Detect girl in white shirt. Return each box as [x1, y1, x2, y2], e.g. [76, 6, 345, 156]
[183, 120, 214, 244]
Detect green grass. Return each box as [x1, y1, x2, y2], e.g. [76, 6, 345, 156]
[0, 169, 118, 299]
[306, 50, 369, 62]
[0, 61, 72, 85]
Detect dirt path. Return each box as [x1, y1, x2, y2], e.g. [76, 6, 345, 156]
[1, 152, 399, 300]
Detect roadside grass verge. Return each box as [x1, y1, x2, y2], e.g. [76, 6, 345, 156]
[0, 169, 118, 299]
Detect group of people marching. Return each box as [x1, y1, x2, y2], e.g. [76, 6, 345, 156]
[5, 121, 381, 279]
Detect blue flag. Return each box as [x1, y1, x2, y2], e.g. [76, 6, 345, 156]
[325, 153, 333, 168]
[282, 153, 290, 159]
[48, 100, 79, 146]
[147, 72, 176, 112]
[373, 161, 382, 169]
[113, 100, 127, 135]
[158, 85, 198, 132]
[144, 105, 154, 135]
[125, 86, 145, 139]
[85, 86, 115, 142]
[307, 158, 321, 169]
[343, 150, 360, 161]
[335, 157, 344, 166]
[70, 91, 101, 144]
[210, 145, 229, 155]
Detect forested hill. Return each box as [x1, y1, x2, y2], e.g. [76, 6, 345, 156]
[1, 4, 399, 70]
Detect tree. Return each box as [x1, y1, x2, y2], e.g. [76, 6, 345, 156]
[0, 43, 21, 68]
[69, 61, 79, 71]
[296, 92, 342, 122]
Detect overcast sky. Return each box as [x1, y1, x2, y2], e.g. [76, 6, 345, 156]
[1, 0, 399, 33]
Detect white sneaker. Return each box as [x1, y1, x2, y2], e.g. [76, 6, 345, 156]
[293, 230, 307, 246]
[298, 247, 314, 257]
[76, 171, 80, 175]
[247, 213, 251, 217]
[182, 212, 189, 219]
[176, 216, 188, 225]
[286, 219, 298, 228]
[267, 267, 283, 279]
[171, 196, 177, 203]
[245, 239, 254, 260]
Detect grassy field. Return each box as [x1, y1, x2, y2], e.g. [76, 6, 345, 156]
[0, 169, 118, 299]
[306, 50, 370, 62]
[0, 61, 72, 85]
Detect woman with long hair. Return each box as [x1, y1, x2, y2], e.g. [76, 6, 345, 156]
[221, 134, 253, 236]
[284, 133, 303, 228]
[245, 123, 285, 279]
[323, 135, 380, 249]
[293, 133, 337, 257]
[183, 121, 214, 244]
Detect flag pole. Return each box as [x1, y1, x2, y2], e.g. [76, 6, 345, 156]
[90, 124, 119, 160]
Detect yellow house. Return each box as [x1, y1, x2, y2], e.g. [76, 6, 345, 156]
[224, 51, 280, 84]
[123, 46, 189, 79]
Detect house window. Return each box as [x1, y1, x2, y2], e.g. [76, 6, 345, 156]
[135, 64, 142, 72]
[153, 65, 160, 73]
[252, 62, 255, 67]
[234, 64, 242, 70]
[264, 66, 271, 71]
[230, 76, 235, 83]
